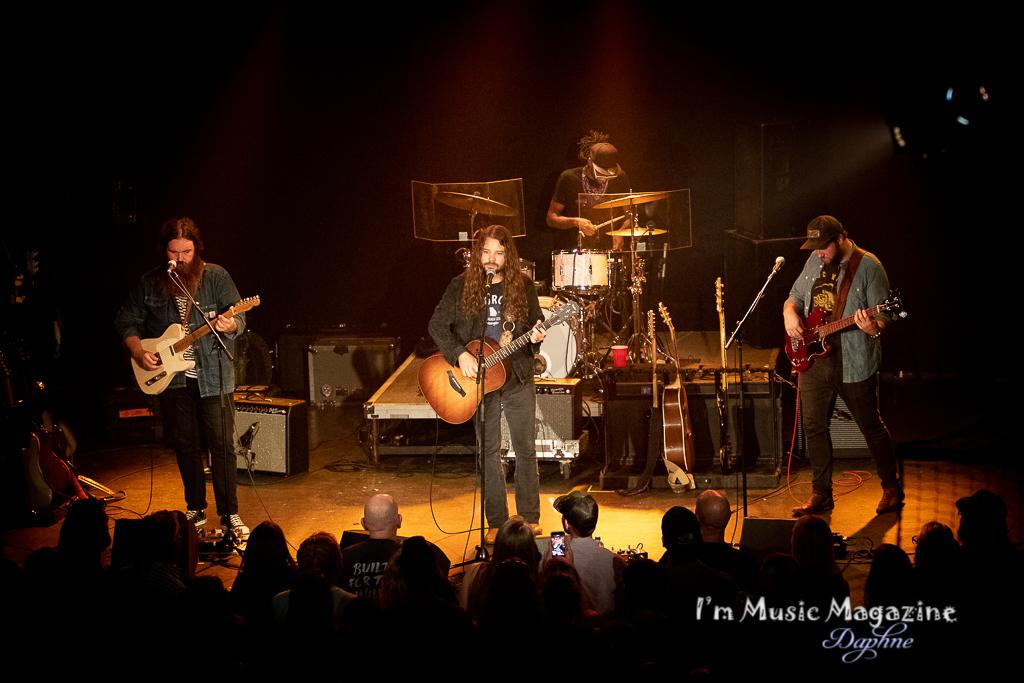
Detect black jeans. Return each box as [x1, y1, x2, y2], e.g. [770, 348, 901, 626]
[158, 378, 238, 516]
[799, 351, 899, 497]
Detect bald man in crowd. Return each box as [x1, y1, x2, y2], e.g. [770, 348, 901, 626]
[339, 494, 403, 604]
[695, 490, 759, 596]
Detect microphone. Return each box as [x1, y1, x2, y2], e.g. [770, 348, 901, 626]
[485, 268, 496, 289]
[167, 260, 177, 274]
[772, 256, 785, 273]
[240, 422, 260, 450]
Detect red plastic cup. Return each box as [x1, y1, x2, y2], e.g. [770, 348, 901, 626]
[611, 345, 628, 367]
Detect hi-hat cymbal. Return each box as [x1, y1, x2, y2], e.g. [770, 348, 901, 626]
[435, 191, 518, 216]
[607, 227, 667, 237]
[592, 191, 670, 210]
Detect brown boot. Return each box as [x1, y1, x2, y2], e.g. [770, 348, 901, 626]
[876, 487, 905, 514]
[484, 527, 498, 545]
[792, 493, 834, 517]
[527, 523, 544, 536]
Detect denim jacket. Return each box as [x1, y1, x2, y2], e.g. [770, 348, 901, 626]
[115, 263, 244, 397]
[784, 241, 891, 383]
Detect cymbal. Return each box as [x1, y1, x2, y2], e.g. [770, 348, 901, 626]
[607, 227, 667, 237]
[592, 191, 670, 210]
[434, 191, 518, 216]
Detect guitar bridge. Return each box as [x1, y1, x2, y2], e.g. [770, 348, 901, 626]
[145, 371, 167, 387]
[446, 370, 466, 397]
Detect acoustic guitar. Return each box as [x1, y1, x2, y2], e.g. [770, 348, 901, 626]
[658, 303, 695, 490]
[418, 299, 579, 424]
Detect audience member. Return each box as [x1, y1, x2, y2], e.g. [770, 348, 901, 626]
[695, 490, 759, 596]
[339, 493, 403, 604]
[544, 491, 626, 621]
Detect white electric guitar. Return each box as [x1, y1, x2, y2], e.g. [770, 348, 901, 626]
[132, 296, 260, 394]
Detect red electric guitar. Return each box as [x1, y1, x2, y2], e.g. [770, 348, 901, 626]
[785, 289, 904, 372]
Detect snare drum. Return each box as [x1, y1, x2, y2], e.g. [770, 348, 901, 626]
[535, 296, 582, 378]
[552, 250, 608, 291]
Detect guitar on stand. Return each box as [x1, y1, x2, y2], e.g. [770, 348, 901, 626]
[659, 303, 695, 490]
[132, 296, 260, 394]
[715, 278, 734, 474]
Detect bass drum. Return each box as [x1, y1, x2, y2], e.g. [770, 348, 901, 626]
[535, 296, 581, 378]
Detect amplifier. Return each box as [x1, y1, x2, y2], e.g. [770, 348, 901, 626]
[797, 394, 871, 459]
[308, 336, 399, 406]
[234, 396, 309, 475]
[501, 378, 584, 461]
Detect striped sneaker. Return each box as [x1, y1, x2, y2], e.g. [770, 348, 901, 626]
[221, 514, 249, 540]
[186, 510, 207, 529]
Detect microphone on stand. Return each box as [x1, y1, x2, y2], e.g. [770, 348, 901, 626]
[772, 256, 785, 274]
[485, 268, 496, 290]
[167, 260, 177, 275]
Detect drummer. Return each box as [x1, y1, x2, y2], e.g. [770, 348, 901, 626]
[547, 131, 632, 253]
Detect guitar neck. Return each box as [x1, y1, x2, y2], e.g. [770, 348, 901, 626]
[171, 312, 233, 354]
[816, 303, 885, 338]
[482, 316, 557, 369]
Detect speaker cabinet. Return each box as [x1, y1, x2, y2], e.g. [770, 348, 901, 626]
[500, 378, 584, 460]
[308, 336, 399, 406]
[234, 396, 309, 475]
[739, 517, 797, 565]
[797, 394, 871, 459]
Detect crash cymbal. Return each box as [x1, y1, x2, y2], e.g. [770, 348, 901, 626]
[435, 191, 518, 216]
[591, 191, 670, 210]
[607, 227, 667, 237]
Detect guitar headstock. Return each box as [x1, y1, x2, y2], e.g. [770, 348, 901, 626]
[882, 288, 906, 319]
[235, 296, 261, 313]
[716, 277, 724, 313]
[658, 302, 674, 332]
[548, 298, 580, 324]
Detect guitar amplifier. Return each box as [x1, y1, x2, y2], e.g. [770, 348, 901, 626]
[308, 336, 399, 406]
[500, 378, 584, 461]
[796, 393, 871, 459]
[233, 396, 309, 475]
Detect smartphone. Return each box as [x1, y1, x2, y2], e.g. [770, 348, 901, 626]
[550, 531, 566, 557]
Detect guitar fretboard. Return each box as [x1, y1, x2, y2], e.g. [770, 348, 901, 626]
[809, 303, 886, 340]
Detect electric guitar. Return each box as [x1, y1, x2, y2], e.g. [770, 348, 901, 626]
[659, 303, 695, 490]
[785, 289, 904, 372]
[716, 278, 733, 474]
[418, 299, 579, 424]
[132, 296, 260, 394]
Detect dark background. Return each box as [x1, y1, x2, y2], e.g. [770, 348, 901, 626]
[6, 2, 1008, 415]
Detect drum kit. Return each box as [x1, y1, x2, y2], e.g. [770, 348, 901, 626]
[445, 189, 671, 380]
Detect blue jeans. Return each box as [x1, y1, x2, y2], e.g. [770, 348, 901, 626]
[476, 376, 540, 527]
[158, 378, 238, 516]
[799, 350, 899, 497]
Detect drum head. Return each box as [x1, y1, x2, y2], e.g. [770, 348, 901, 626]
[536, 296, 580, 378]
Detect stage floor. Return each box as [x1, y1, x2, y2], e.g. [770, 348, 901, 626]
[5, 375, 1019, 612]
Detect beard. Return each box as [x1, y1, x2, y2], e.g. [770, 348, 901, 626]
[159, 258, 205, 300]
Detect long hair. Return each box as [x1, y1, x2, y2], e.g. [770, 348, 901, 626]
[460, 224, 527, 324]
[577, 130, 611, 163]
[159, 217, 205, 253]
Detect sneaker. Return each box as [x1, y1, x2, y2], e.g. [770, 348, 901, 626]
[221, 514, 249, 540]
[186, 510, 207, 529]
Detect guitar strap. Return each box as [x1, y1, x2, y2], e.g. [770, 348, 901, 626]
[830, 247, 865, 325]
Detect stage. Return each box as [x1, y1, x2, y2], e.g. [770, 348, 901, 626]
[5, 373, 1019, 615]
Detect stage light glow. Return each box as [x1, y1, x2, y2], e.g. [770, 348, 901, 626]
[946, 87, 953, 101]
[956, 116, 969, 126]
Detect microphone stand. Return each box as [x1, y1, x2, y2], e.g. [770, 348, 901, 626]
[473, 270, 496, 561]
[168, 265, 238, 544]
[723, 259, 785, 517]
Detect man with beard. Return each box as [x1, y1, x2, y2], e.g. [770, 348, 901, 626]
[115, 217, 248, 539]
[784, 215, 901, 517]
[427, 225, 546, 543]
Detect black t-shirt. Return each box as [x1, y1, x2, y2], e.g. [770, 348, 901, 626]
[551, 167, 632, 252]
